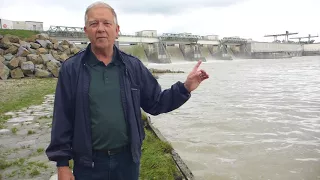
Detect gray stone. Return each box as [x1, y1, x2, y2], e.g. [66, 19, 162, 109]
[0, 129, 10, 135]
[35, 68, 51, 78]
[10, 68, 24, 79]
[35, 64, 44, 69]
[46, 40, 53, 49]
[0, 61, 10, 80]
[21, 61, 35, 75]
[30, 42, 41, 49]
[17, 140, 36, 148]
[27, 54, 43, 64]
[16, 46, 31, 57]
[7, 57, 20, 69]
[36, 39, 48, 48]
[46, 61, 59, 77]
[18, 56, 27, 66]
[7, 116, 34, 123]
[4, 53, 14, 61]
[4, 45, 18, 54]
[0, 55, 4, 62]
[19, 40, 31, 49]
[59, 53, 69, 61]
[36, 33, 50, 40]
[37, 47, 48, 54]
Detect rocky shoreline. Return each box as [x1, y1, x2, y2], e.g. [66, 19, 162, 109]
[0, 33, 82, 80]
[0, 94, 57, 180]
[0, 33, 185, 80]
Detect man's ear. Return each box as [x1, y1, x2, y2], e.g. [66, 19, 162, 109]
[116, 25, 120, 39]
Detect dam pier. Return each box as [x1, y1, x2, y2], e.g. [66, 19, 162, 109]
[45, 26, 320, 62]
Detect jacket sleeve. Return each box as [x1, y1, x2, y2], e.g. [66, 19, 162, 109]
[138, 61, 191, 115]
[45, 63, 73, 167]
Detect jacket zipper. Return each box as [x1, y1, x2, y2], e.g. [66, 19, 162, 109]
[83, 63, 93, 168]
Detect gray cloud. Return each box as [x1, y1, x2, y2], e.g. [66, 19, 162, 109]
[14, 0, 244, 15]
[110, 0, 244, 14]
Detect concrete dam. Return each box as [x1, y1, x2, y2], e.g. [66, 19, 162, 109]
[46, 27, 320, 63]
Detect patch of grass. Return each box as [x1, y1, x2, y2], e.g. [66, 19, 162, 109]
[27, 130, 35, 135]
[11, 127, 18, 134]
[0, 157, 48, 179]
[140, 128, 181, 180]
[36, 148, 44, 154]
[0, 78, 57, 128]
[0, 29, 39, 39]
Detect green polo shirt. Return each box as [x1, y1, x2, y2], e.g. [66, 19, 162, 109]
[87, 47, 129, 150]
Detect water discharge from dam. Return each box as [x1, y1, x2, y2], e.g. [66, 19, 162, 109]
[147, 57, 320, 180]
[166, 46, 185, 62]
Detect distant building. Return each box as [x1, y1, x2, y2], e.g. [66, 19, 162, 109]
[25, 21, 43, 31]
[0, 18, 14, 29]
[205, 35, 219, 40]
[135, 30, 157, 37]
[0, 18, 43, 31]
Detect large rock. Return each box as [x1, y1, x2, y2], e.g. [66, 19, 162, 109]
[46, 54, 61, 66]
[30, 42, 41, 49]
[36, 40, 48, 48]
[0, 35, 12, 49]
[71, 47, 80, 54]
[37, 48, 48, 54]
[4, 34, 20, 43]
[36, 33, 50, 40]
[35, 68, 51, 78]
[21, 61, 35, 75]
[4, 53, 14, 61]
[0, 61, 10, 80]
[0, 56, 4, 62]
[8, 57, 20, 69]
[46, 61, 60, 77]
[18, 57, 27, 66]
[4, 45, 19, 55]
[16, 46, 30, 57]
[59, 53, 69, 61]
[10, 68, 24, 79]
[27, 54, 43, 64]
[60, 40, 71, 46]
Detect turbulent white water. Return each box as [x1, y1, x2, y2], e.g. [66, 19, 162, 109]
[147, 57, 320, 180]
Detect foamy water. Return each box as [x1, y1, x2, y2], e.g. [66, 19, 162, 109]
[147, 57, 320, 180]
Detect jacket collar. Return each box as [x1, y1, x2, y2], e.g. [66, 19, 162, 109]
[81, 43, 127, 67]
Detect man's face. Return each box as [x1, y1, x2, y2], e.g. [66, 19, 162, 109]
[84, 7, 119, 49]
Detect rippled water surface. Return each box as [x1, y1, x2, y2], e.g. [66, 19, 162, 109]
[146, 57, 320, 180]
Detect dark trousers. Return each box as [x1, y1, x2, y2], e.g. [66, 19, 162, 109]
[73, 149, 140, 180]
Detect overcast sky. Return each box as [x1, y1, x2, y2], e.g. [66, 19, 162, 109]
[0, 0, 319, 42]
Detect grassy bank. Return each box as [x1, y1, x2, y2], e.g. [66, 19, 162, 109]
[0, 29, 39, 39]
[0, 78, 57, 129]
[0, 78, 181, 180]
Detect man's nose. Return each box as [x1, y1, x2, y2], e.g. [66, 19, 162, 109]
[97, 22, 106, 32]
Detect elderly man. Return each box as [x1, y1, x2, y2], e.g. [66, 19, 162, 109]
[46, 1, 209, 180]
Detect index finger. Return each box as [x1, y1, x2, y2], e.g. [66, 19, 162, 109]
[192, 60, 202, 72]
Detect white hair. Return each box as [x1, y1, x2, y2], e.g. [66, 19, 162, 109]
[84, 1, 118, 25]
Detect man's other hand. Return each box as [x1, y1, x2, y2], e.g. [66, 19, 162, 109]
[58, 166, 74, 180]
[184, 60, 209, 92]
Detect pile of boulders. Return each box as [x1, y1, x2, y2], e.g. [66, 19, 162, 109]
[0, 33, 82, 80]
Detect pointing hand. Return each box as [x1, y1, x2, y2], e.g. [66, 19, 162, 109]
[184, 60, 209, 92]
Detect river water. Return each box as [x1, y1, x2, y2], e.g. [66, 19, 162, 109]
[146, 56, 320, 180]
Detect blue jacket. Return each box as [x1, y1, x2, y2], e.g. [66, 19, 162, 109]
[45, 44, 191, 167]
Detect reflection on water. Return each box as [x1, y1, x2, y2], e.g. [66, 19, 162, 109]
[147, 57, 320, 180]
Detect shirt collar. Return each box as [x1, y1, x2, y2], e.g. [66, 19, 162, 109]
[87, 45, 120, 66]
